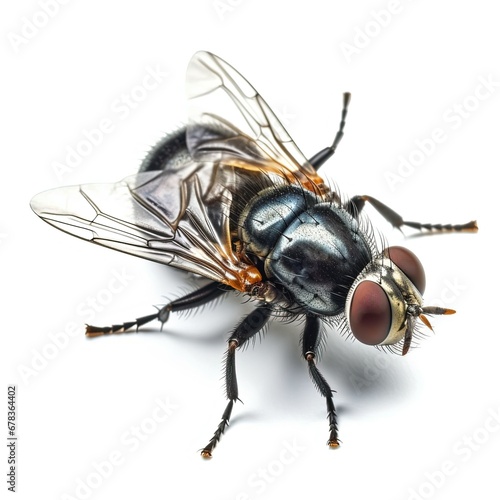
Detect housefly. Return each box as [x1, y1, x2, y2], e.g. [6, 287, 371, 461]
[30, 51, 477, 457]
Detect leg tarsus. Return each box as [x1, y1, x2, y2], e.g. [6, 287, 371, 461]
[348, 194, 478, 234]
[325, 390, 340, 448]
[308, 92, 351, 170]
[200, 400, 234, 459]
[85, 281, 230, 337]
[306, 353, 340, 448]
[85, 312, 160, 337]
[403, 219, 478, 232]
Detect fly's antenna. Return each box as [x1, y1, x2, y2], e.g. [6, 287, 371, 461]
[308, 92, 351, 170]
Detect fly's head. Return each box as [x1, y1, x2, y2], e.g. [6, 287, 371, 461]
[345, 246, 454, 355]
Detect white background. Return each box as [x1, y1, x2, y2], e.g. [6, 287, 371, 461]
[2, 1, 498, 499]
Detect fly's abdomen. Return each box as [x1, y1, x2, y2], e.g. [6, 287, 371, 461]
[140, 128, 190, 172]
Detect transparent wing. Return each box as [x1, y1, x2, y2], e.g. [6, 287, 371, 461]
[30, 165, 261, 292]
[186, 51, 327, 193]
[31, 51, 325, 291]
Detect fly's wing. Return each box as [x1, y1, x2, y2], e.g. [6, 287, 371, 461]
[31, 51, 320, 292]
[186, 51, 328, 195]
[30, 165, 262, 292]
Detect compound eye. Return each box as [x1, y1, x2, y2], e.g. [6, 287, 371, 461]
[350, 281, 391, 345]
[387, 246, 426, 294]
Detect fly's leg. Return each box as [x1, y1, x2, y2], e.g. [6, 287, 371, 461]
[308, 92, 351, 170]
[200, 305, 272, 458]
[307, 92, 477, 233]
[348, 194, 478, 234]
[85, 281, 232, 337]
[302, 315, 339, 448]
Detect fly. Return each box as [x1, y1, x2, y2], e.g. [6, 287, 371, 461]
[30, 51, 478, 458]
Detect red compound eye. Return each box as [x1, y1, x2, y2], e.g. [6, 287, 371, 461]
[386, 246, 426, 294]
[350, 281, 391, 345]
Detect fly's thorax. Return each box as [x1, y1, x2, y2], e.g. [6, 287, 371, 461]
[238, 185, 318, 259]
[345, 248, 425, 347]
[239, 185, 373, 315]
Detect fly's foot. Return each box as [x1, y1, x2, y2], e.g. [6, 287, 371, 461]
[85, 312, 160, 337]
